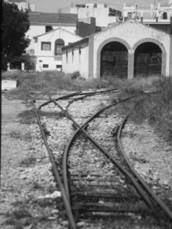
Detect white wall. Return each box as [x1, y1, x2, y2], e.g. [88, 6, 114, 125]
[71, 5, 117, 27]
[35, 56, 62, 71]
[26, 25, 76, 54]
[34, 28, 82, 71]
[92, 21, 171, 77]
[12, 2, 35, 11]
[62, 45, 89, 78]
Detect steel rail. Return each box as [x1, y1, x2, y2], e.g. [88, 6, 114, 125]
[116, 114, 172, 222]
[31, 101, 77, 229]
[62, 96, 136, 203]
[38, 88, 118, 110]
[61, 92, 158, 203]
[49, 96, 157, 212]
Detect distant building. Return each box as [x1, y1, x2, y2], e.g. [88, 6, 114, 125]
[7, 0, 35, 11]
[70, 3, 122, 27]
[33, 27, 82, 71]
[123, 0, 172, 21]
[25, 12, 80, 71]
[76, 17, 101, 37]
[62, 20, 172, 79]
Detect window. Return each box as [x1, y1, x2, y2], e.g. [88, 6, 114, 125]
[72, 49, 74, 62]
[29, 49, 35, 55]
[56, 65, 62, 71]
[45, 25, 53, 33]
[41, 42, 51, 51]
[43, 64, 49, 68]
[66, 51, 68, 63]
[55, 39, 65, 55]
[79, 47, 81, 55]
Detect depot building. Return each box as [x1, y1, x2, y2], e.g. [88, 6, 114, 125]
[62, 20, 172, 79]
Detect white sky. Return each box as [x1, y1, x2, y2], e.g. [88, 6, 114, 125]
[29, 0, 169, 12]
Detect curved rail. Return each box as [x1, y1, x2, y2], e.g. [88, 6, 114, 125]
[62, 96, 136, 203]
[61, 92, 159, 204]
[31, 101, 77, 229]
[38, 88, 118, 110]
[115, 112, 172, 222]
[34, 89, 166, 228]
[50, 96, 159, 214]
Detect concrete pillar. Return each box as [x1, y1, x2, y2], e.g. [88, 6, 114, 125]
[7, 62, 10, 71]
[141, 17, 143, 23]
[21, 62, 25, 71]
[88, 35, 94, 78]
[170, 17, 172, 35]
[128, 50, 134, 79]
[169, 18, 172, 76]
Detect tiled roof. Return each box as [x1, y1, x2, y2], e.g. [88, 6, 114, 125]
[8, 0, 25, 2]
[34, 27, 82, 39]
[29, 12, 77, 25]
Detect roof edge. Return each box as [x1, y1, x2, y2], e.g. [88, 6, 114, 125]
[62, 37, 89, 50]
[34, 27, 82, 39]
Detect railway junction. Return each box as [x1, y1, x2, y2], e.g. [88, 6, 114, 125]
[1, 85, 172, 229]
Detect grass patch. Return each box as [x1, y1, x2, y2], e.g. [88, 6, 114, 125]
[19, 155, 37, 167]
[113, 77, 172, 144]
[9, 130, 22, 139]
[9, 130, 32, 141]
[30, 181, 44, 191]
[3, 71, 121, 102]
[18, 109, 36, 124]
[4, 199, 50, 228]
[18, 109, 65, 124]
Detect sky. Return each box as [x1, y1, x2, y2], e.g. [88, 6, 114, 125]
[29, 0, 169, 13]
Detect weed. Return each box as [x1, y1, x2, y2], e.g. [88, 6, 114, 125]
[113, 77, 172, 145]
[19, 156, 36, 167]
[3, 71, 116, 101]
[31, 181, 44, 190]
[18, 109, 64, 124]
[9, 131, 22, 139]
[9, 130, 32, 141]
[18, 109, 35, 124]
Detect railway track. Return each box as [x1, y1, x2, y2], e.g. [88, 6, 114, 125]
[31, 88, 172, 229]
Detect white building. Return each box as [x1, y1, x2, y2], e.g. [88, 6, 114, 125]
[33, 27, 82, 71]
[123, 0, 172, 21]
[7, 0, 35, 11]
[70, 3, 121, 27]
[24, 12, 78, 71]
[26, 12, 77, 53]
[62, 21, 172, 79]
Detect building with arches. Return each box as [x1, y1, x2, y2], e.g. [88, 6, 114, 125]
[62, 20, 172, 78]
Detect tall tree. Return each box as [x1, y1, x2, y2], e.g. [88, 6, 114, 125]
[2, 1, 30, 70]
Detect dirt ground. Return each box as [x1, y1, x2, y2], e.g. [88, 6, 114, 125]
[1, 95, 58, 229]
[1, 92, 172, 229]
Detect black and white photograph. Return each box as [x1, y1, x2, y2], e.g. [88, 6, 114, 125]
[1, 0, 172, 228]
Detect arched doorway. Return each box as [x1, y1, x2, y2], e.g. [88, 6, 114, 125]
[100, 42, 128, 78]
[54, 39, 65, 56]
[134, 42, 162, 77]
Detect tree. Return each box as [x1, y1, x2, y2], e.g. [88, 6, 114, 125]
[2, 1, 30, 70]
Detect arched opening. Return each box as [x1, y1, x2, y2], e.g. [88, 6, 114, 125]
[100, 42, 128, 78]
[54, 39, 65, 56]
[134, 42, 162, 77]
